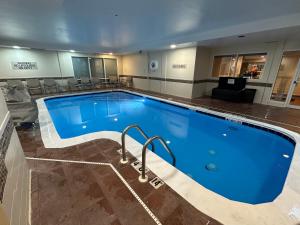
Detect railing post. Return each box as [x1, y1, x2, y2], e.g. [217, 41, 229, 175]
[120, 124, 155, 164]
[120, 129, 129, 164]
[138, 136, 176, 183]
[139, 140, 151, 183]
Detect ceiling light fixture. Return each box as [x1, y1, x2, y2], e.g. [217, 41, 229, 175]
[108, 52, 113, 55]
[13, 46, 21, 49]
[170, 44, 177, 49]
[70, 50, 75, 53]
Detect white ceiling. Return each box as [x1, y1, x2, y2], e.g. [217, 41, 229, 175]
[1, 0, 300, 53]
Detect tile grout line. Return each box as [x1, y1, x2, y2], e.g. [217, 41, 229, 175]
[25, 157, 163, 225]
[109, 164, 162, 225]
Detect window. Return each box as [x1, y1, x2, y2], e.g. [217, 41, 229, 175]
[212, 53, 267, 79]
[90, 58, 104, 78]
[71, 57, 118, 79]
[104, 58, 117, 76]
[71, 57, 90, 79]
[212, 55, 236, 77]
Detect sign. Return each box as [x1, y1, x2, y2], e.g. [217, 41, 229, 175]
[130, 160, 149, 174]
[227, 79, 235, 84]
[11, 62, 38, 70]
[172, 64, 186, 69]
[149, 177, 164, 189]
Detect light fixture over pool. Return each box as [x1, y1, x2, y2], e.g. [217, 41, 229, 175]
[70, 50, 75, 53]
[13, 46, 20, 49]
[170, 44, 176, 49]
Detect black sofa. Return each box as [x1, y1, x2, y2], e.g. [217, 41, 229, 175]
[212, 77, 256, 103]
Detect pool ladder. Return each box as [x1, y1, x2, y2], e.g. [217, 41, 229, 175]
[121, 124, 176, 182]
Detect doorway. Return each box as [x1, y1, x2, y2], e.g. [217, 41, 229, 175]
[271, 51, 300, 109]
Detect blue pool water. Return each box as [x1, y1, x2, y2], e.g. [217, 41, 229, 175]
[45, 91, 295, 204]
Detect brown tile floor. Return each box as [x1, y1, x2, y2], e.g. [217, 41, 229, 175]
[19, 126, 221, 225]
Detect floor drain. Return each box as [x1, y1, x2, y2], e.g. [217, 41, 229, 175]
[205, 163, 217, 171]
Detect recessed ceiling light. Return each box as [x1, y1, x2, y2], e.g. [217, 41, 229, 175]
[109, 52, 113, 55]
[238, 35, 245, 38]
[170, 44, 176, 49]
[261, 55, 265, 58]
[70, 50, 75, 53]
[13, 46, 20, 49]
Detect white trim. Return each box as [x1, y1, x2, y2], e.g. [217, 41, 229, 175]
[26, 157, 162, 225]
[36, 89, 300, 225]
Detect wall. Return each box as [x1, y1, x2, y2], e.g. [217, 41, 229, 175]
[121, 43, 290, 104]
[0, 48, 122, 80]
[0, 91, 30, 225]
[122, 47, 197, 98]
[192, 46, 211, 98]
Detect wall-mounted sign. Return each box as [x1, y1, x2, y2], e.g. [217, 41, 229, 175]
[149, 60, 159, 71]
[172, 64, 186, 69]
[11, 62, 38, 70]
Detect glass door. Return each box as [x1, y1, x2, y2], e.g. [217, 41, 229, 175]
[271, 51, 300, 108]
[287, 59, 300, 108]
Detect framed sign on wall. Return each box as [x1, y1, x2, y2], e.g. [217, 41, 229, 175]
[149, 60, 159, 72]
[11, 62, 38, 70]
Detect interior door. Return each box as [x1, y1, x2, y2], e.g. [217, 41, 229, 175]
[287, 59, 300, 108]
[270, 51, 300, 108]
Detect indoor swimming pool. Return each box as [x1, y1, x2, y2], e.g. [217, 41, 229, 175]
[45, 91, 296, 204]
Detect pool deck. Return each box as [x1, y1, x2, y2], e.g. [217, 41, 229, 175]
[17, 87, 300, 225]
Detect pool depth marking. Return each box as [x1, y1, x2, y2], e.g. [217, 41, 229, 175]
[26, 157, 162, 225]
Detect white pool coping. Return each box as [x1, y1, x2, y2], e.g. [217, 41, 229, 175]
[36, 89, 300, 225]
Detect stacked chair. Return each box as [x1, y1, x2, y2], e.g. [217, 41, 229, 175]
[44, 79, 58, 94]
[26, 79, 42, 95]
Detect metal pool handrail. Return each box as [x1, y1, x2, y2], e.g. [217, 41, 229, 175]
[121, 124, 155, 164]
[139, 136, 176, 182]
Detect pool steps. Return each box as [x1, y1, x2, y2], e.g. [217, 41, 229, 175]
[121, 124, 176, 183]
